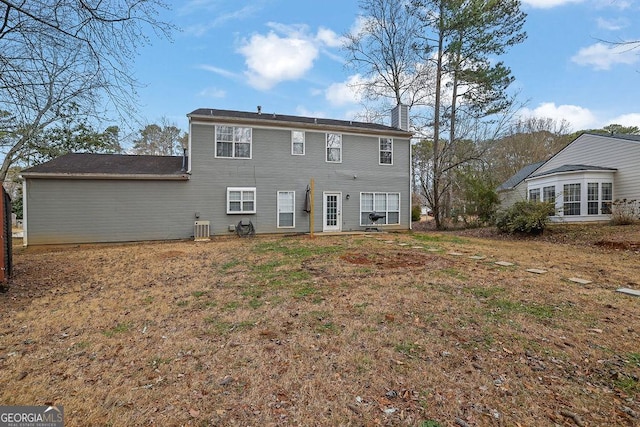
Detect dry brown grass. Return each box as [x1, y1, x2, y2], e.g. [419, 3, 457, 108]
[1, 224, 640, 426]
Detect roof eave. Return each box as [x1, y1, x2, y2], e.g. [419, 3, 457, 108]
[20, 172, 190, 180]
[526, 168, 617, 181]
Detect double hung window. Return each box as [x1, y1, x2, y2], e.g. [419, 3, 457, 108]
[216, 126, 251, 158]
[326, 133, 342, 163]
[227, 187, 256, 214]
[379, 138, 393, 165]
[292, 131, 305, 155]
[563, 183, 581, 216]
[277, 191, 295, 228]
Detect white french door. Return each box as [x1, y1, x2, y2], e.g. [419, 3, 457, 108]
[322, 192, 342, 232]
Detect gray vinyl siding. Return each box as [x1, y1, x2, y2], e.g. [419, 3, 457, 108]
[24, 121, 411, 245]
[189, 123, 411, 235]
[536, 134, 640, 201]
[25, 179, 192, 245]
[498, 182, 528, 208]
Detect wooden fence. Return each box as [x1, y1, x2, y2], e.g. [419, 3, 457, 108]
[0, 186, 12, 282]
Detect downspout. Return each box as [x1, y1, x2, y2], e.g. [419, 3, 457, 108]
[187, 116, 193, 173]
[409, 137, 413, 230]
[21, 179, 27, 247]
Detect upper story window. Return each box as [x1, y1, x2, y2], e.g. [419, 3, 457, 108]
[379, 138, 393, 165]
[326, 133, 342, 163]
[227, 187, 256, 214]
[216, 126, 251, 158]
[292, 131, 305, 155]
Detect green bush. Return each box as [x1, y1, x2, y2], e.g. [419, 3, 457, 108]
[411, 205, 422, 222]
[495, 200, 555, 235]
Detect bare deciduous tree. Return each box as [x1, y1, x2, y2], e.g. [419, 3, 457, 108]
[0, 0, 173, 180]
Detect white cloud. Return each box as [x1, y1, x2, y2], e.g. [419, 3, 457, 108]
[238, 32, 318, 90]
[325, 75, 365, 106]
[237, 23, 343, 90]
[521, 0, 584, 8]
[596, 17, 628, 31]
[606, 113, 640, 128]
[198, 87, 226, 98]
[316, 27, 344, 48]
[571, 42, 640, 70]
[520, 102, 598, 131]
[182, 4, 262, 36]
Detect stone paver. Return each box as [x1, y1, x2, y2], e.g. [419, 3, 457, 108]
[495, 261, 515, 267]
[526, 268, 547, 274]
[448, 252, 464, 256]
[568, 277, 592, 285]
[616, 288, 640, 297]
[469, 255, 486, 260]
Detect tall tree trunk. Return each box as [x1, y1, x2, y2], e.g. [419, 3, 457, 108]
[432, 1, 445, 229]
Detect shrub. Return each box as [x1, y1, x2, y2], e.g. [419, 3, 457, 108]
[411, 205, 422, 222]
[495, 200, 555, 235]
[610, 199, 639, 225]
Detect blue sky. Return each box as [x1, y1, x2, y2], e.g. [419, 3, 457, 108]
[132, 0, 640, 133]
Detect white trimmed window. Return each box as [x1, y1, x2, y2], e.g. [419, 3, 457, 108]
[602, 182, 613, 214]
[543, 186, 555, 204]
[360, 192, 400, 225]
[528, 188, 540, 202]
[563, 183, 581, 216]
[292, 131, 305, 155]
[227, 187, 256, 214]
[326, 133, 342, 163]
[379, 138, 393, 165]
[588, 182, 613, 215]
[277, 191, 295, 228]
[216, 126, 252, 158]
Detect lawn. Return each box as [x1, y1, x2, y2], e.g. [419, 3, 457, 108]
[1, 224, 639, 426]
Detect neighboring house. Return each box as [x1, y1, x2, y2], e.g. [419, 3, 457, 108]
[20, 107, 413, 245]
[497, 132, 640, 222]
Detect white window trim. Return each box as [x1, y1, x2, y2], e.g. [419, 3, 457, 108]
[226, 187, 256, 214]
[277, 191, 296, 228]
[359, 192, 401, 226]
[291, 130, 305, 156]
[379, 138, 393, 165]
[215, 125, 253, 159]
[326, 133, 342, 163]
[527, 171, 615, 220]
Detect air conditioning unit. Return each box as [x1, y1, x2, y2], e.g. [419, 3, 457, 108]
[194, 220, 210, 241]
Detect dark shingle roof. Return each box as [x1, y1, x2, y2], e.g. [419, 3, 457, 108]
[496, 161, 545, 192]
[188, 108, 413, 136]
[585, 132, 640, 142]
[529, 164, 617, 179]
[21, 153, 187, 179]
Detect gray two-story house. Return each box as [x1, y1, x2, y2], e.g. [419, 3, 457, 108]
[20, 107, 413, 245]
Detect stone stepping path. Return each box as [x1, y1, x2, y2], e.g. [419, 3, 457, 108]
[372, 237, 637, 296]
